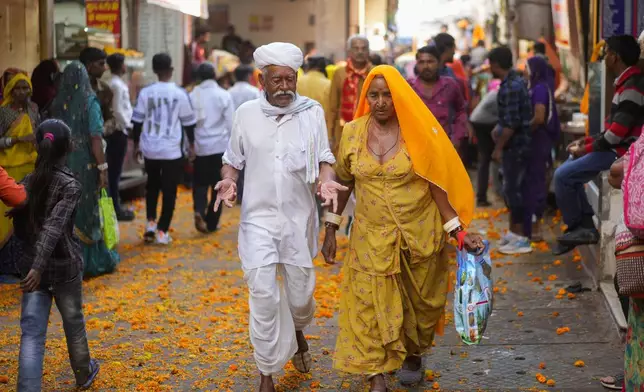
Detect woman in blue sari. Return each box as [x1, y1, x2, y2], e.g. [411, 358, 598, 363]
[50, 61, 119, 277]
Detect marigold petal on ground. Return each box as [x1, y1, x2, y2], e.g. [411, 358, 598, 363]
[574, 360, 585, 367]
[539, 362, 546, 369]
[536, 373, 547, 383]
[546, 379, 556, 386]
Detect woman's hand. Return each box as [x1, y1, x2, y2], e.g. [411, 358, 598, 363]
[318, 180, 349, 213]
[213, 178, 237, 211]
[462, 232, 485, 253]
[321, 227, 337, 264]
[99, 170, 108, 190]
[18, 134, 36, 145]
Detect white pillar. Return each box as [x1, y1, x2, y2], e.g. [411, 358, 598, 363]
[358, 0, 366, 35]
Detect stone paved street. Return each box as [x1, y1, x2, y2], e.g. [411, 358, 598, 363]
[0, 189, 623, 391]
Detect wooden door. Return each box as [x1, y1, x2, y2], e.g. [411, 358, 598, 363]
[0, 0, 41, 74]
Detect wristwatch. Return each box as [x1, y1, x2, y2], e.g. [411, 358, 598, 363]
[97, 163, 109, 171]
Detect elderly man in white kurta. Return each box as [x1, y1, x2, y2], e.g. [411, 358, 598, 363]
[214, 42, 346, 392]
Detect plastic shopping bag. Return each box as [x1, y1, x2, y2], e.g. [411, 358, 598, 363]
[453, 241, 493, 345]
[98, 189, 120, 250]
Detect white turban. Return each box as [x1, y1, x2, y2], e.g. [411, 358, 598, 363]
[253, 42, 303, 72]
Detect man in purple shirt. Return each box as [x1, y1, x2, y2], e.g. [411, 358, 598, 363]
[409, 45, 470, 149]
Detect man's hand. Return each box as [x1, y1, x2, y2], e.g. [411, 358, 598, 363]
[318, 180, 349, 213]
[321, 227, 337, 264]
[492, 148, 502, 163]
[21, 269, 41, 293]
[566, 138, 583, 153]
[569, 144, 586, 158]
[213, 178, 237, 212]
[134, 145, 143, 164]
[188, 145, 196, 163]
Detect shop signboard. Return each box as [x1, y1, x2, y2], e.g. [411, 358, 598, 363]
[551, 0, 571, 48]
[601, 0, 638, 38]
[86, 0, 122, 48]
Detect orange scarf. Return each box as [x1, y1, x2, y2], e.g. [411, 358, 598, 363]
[354, 65, 474, 227]
[341, 60, 370, 123]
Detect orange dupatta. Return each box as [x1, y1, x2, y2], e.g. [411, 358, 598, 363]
[354, 65, 474, 227]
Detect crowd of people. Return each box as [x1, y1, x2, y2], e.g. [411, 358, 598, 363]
[0, 24, 643, 392]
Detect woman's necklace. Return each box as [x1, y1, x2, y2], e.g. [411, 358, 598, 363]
[367, 119, 400, 158]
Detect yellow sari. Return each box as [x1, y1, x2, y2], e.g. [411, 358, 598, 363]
[332, 66, 473, 375]
[0, 74, 38, 245]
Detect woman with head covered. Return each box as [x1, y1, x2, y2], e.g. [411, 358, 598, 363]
[321, 65, 484, 391]
[214, 42, 346, 392]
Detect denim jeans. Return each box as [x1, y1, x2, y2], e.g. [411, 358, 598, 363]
[18, 275, 91, 391]
[553, 151, 617, 229]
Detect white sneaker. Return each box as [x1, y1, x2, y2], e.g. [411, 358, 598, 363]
[498, 231, 519, 247]
[144, 222, 157, 243]
[156, 231, 172, 245]
[498, 236, 533, 254]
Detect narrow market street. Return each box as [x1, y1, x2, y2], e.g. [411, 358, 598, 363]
[0, 188, 624, 391]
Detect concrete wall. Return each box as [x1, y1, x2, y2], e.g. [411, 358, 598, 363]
[315, 0, 349, 61]
[208, 0, 316, 51]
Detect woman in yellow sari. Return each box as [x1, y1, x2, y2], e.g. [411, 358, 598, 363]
[321, 65, 483, 391]
[0, 73, 39, 246]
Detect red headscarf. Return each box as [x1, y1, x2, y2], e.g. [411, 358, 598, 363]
[341, 59, 371, 122]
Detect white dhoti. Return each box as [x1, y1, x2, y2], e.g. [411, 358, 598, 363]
[243, 263, 316, 376]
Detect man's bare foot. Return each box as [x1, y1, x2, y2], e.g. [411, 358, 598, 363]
[369, 374, 388, 392]
[259, 374, 275, 392]
[292, 331, 311, 373]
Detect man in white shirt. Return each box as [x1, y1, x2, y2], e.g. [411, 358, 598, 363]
[106, 53, 135, 221]
[131, 53, 197, 245]
[214, 42, 346, 392]
[228, 65, 261, 109]
[189, 63, 234, 233]
[227, 65, 261, 203]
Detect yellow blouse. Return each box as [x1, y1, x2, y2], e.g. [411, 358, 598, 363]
[335, 115, 445, 276]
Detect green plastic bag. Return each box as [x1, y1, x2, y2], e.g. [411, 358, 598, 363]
[98, 189, 120, 250]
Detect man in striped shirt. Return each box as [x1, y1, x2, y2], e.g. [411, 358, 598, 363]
[554, 35, 643, 254]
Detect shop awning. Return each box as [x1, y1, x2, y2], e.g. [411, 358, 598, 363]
[146, 0, 208, 18]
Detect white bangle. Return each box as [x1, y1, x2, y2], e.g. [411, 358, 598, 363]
[443, 217, 461, 233]
[324, 212, 343, 226]
[97, 163, 109, 171]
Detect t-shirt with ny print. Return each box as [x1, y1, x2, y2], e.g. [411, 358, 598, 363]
[132, 81, 197, 160]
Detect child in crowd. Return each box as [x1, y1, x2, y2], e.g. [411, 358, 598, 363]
[10, 119, 99, 390]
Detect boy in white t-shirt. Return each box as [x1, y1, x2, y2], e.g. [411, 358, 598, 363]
[131, 53, 197, 244]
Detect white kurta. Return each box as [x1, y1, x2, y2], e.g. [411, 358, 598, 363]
[222, 100, 335, 269]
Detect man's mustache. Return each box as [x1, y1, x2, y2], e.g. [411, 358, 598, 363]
[272, 90, 295, 99]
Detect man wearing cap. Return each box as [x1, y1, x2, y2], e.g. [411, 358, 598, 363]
[214, 42, 346, 391]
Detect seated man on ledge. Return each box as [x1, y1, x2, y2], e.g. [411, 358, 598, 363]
[553, 35, 644, 255]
